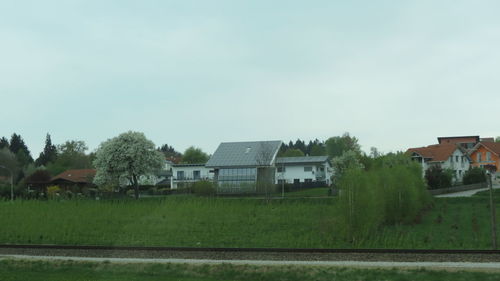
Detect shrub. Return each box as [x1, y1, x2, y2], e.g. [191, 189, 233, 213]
[463, 167, 486, 185]
[46, 185, 61, 199]
[192, 180, 216, 196]
[425, 166, 452, 189]
[337, 160, 431, 244]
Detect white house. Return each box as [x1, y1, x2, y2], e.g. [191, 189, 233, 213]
[407, 144, 471, 183]
[275, 156, 333, 186]
[170, 163, 213, 189]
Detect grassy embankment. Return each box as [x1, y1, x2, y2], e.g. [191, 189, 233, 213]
[1, 259, 499, 281]
[0, 189, 499, 249]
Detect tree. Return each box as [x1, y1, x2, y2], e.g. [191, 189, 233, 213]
[181, 146, 209, 164]
[463, 167, 487, 185]
[158, 144, 182, 158]
[309, 142, 326, 156]
[0, 148, 19, 192]
[281, 148, 305, 157]
[0, 137, 8, 150]
[331, 150, 364, 186]
[93, 131, 164, 199]
[425, 166, 452, 189]
[35, 134, 58, 167]
[46, 140, 92, 176]
[325, 133, 361, 158]
[496, 137, 500, 143]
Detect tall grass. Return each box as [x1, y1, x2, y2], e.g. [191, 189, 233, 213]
[337, 162, 431, 244]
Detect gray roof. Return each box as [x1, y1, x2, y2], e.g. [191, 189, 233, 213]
[206, 141, 282, 168]
[276, 156, 329, 165]
[172, 163, 206, 167]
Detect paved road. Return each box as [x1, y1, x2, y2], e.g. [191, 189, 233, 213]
[2, 255, 500, 272]
[436, 184, 500, 198]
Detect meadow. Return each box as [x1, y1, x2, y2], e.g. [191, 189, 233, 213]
[2, 259, 500, 281]
[1, 189, 499, 249]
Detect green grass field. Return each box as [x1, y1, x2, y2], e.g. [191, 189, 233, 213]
[1, 259, 499, 281]
[0, 190, 499, 249]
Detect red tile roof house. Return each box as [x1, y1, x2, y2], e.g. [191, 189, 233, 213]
[51, 169, 96, 192]
[469, 141, 500, 178]
[406, 144, 471, 184]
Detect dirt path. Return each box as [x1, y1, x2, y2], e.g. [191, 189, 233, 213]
[2, 254, 500, 272]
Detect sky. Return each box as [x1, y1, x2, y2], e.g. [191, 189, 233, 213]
[1, 0, 499, 158]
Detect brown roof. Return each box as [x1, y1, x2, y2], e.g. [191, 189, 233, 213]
[407, 144, 461, 162]
[52, 169, 96, 184]
[437, 136, 479, 145]
[480, 142, 500, 156]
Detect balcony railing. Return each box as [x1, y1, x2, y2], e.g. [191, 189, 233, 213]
[173, 176, 211, 182]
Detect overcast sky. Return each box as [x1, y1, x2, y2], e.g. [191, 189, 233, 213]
[1, 0, 499, 158]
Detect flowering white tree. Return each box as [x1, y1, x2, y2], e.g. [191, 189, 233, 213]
[93, 131, 164, 199]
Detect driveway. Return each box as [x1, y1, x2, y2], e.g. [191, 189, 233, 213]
[436, 184, 500, 198]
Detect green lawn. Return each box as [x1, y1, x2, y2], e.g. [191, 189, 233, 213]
[282, 187, 330, 197]
[1, 259, 499, 281]
[0, 191, 499, 249]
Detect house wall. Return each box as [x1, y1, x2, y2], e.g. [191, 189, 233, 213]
[441, 149, 471, 183]
[171, 166, 213, 189]
[275, 162, 332, 186]
[470, 146, 500, 174]
[418, 149, 470, 183]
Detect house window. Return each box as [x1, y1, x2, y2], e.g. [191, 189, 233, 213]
[177, 171, 185, 180]
[293, 179, 300, 184]
[487, 152, 492, 161]
[304, 166, 313, 172]
[277, 179, 286, 185]
[193, 170, 201, 180]
[304, 179, 313, 183]
[456, 156, 459, 162]
[477, 153, 482, 162]
[277, 166, 286, 173]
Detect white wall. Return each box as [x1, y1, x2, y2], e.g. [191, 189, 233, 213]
[441, 149, 471, 183]
[275, 162, 332, 185]
[171, 165, 213, 189]
[418, 148, 471, 183]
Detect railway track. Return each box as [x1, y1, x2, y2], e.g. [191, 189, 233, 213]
[1, 244, 500, 262]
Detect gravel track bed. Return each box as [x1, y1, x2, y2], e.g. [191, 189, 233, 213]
[1, 247, 500, 263]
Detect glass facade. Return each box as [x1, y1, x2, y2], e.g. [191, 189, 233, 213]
[217, 168, 257, 193]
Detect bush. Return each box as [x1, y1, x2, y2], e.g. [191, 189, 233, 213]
[337, 161, 431, 244]
[463, 167, 487, 185]
[425, 166, 452, 189]
[192, 181, 216, 196]
[46, 185, 61, 199]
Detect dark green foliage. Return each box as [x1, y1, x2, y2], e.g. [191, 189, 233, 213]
[0, 137, 8, 149]
[337, 157, 431, 243]
[181, 146, 209, 164]
[325, 132, 361, 158]
[280, 148, 305, 157]
[35, 134, 57, 167]
[279, 138, 326, 156]
[463, 167, 487, 185]
[192, 180, 216, 196]
[46, 140, 93, 176]
[425, 166, 452, 189]
[158, 144, 182, 158]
